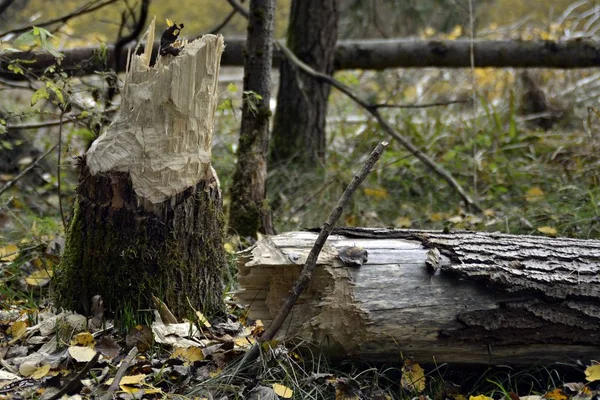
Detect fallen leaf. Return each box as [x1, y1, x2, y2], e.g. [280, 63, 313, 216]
[544, 388, 567, 400]
[106, 374, 146, 386]
[364, 187, 389, 199]
[401, 359, 425, 393]
[68, 346, 97, 362]
[272, 383, 293, 398]
[585, 364, 600, 382]
[25, 269, 53, 286]
[525, 187, 544, 202]
[71, 332, 95, 347]
[170, 346, 204, 362]
[395, 217, 412, 228]
[8, 320, 27, 344]
[0, 244, 18, 261]
[537, 226, 557, 236]
[234, 336, 256, 348]
[470, 396, 494, 400]
[31, 364, 51, 379]
[196, 311, 211, 328]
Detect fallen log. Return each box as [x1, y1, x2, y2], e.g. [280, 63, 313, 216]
[236, 228, 600, 365]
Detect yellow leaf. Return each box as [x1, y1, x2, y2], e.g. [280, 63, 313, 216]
[234, 336, 256, 348]
[31, 364, 51, 379]
[70, 332, 95, 347]
[8, 320, 27, 343]
[106, 374, 146, 386]
[272, 383, 293, 398]
[537, 226, 557, 236]
[363, 187, 389, 200]
[543, 388, 567, 400]
[0, 244, 18, 262]
[525, 187, 544, 202]
[429, 213, 445, 222]
[447, 25, 463, 40]
[585, 364, 600, 382]
[170, 346, 204, 362]
[483, 209, 495, 217]
[470, 396, 494, 400]
[224, 242, 235, 254]
[68, 346, 97, 362]
[395, 217, 412, 228]
[196, 311, 211, 328]
[25, 269, 53, 286]
[401, 359, 425, 393]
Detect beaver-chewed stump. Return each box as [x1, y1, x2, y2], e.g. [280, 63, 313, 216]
[55, 19, 226, 319]
[236, 228, 600, 365]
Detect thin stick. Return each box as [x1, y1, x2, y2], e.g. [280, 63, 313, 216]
[0, 143, 57, 196]
[57, 113, 67, 231]
[0, 0, 119, 37]
[97, 346, 138, 400]
[372, 99, 469, 109]
[239, 142, 387, 366]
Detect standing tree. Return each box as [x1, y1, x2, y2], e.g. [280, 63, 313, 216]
[55, 19, 227, 319]
[269, 0, 339, 167]
[228, 0, 276, 238]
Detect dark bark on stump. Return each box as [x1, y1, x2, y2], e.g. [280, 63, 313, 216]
[54, 25, 226, 319]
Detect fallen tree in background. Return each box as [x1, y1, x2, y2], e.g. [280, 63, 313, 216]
[236, 228, 600, 365]
[2, 38, 600, 81]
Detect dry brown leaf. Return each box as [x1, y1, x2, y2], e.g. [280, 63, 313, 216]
[401, 359, 425, 393]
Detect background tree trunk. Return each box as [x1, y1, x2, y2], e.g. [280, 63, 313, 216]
[55, 21, 226, 319]
[269, 0, 338, 167]
[236, 229, 600, 365]
[228, 0, 275, 238]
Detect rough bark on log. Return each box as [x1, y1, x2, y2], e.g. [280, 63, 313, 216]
[2, 38, 600, 81]
[235, 228, 600, 365]
[55, 20, 227, 318]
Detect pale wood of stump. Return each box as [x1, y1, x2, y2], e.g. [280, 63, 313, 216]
[86, 17, 224, 204]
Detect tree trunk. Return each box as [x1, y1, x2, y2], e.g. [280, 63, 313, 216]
[228, 0, 275, 238]
[236, 228, 600, 365]
[269, 0, 338, 167]
[55, 20, 227, 319]
[3, 39, 600, 81]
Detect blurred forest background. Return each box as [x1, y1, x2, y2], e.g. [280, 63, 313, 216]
[1, 0, 599, 245]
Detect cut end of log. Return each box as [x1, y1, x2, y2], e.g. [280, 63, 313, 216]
[86, 20, 225, 204]
[236, 229, 600, 365]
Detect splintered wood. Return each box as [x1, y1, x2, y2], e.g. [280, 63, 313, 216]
[86, 18, 224, 204]
[236, 229, 600, 365]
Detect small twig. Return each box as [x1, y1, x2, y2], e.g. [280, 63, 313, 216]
[48, 351, 100, 400]
[241, 141, 388, 365]
[57, 112, 67, 231]
[0, 0, 119, 37]
[7, 118, 75, 130]
[0, 143, 57, 196]
[372, 99, 469, 109]
[225, 0, 249, 18]
[97, 346, 138, 400]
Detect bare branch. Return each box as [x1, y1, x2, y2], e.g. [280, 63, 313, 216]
[373, 99, 470, 109]
[0, 143, 57, 196]
[225, 0, 249, 18]
[209, 9, 238, 35]
[0, 0, 119, 37]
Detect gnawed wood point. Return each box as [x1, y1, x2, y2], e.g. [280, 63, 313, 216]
[236, 228, 600, 365]
[87, 17, 224, 204]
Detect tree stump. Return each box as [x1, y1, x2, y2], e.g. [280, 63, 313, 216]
[55, 19, 226, 319]
[236, 228, 600, 365]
